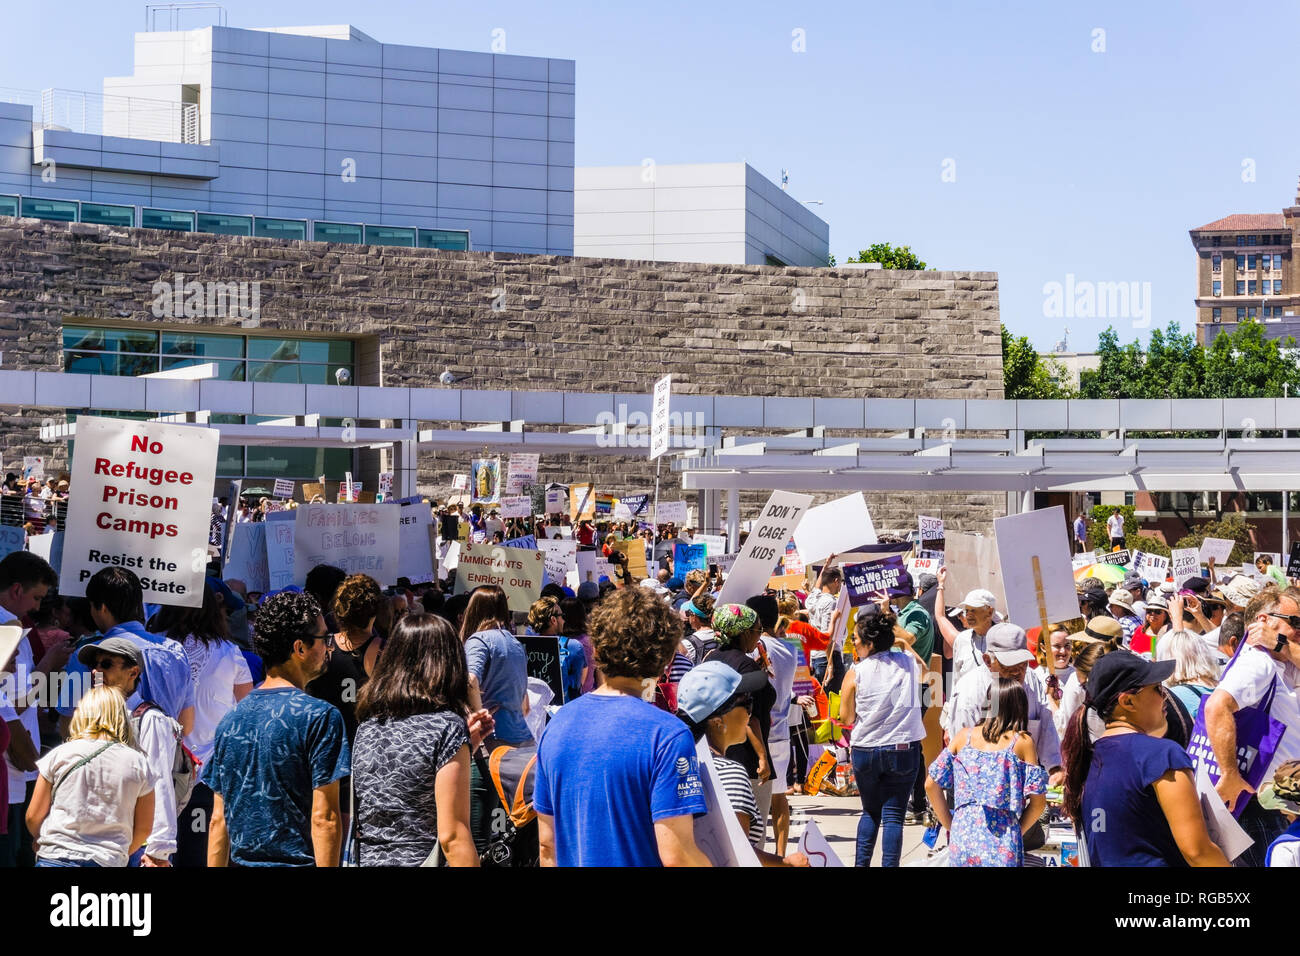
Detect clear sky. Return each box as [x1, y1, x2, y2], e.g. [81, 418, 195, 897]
[6, 0, 1300, 351]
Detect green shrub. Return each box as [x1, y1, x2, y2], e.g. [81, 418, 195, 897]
[1087, 505, 1137, 550]
[1172, 513, 1256, 566]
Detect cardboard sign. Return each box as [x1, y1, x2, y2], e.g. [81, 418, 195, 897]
[1171, 548, 1202, 587]
[943, 531, 1007, 612]
[918, 515, 944, 542]
[523, 634, 565, 703]
[505, 453, 539, 494]
[692, 738, 760, 868]
[768, 571, 807, 592]
[264, 512, 296, 589]
[1198, 537, 1235, 564]
[22, 456, 45, 481]
[302, 481, 325, 502]
[470, 458, 501, 504]
[718, 491, 814, 604]
[1100, 549, 1131, 567]
[442, 540, 461, 572]
[797, 818, 845, 867]
[656, 500, 688, 526]
[539, 538, 577, 586]
[609, 538, 648, 579]
[994, 507, 1079, 632]
[843, 554, 913, 604]
[674, 542, 708, 574]
[455, 542, 544, 611]
[60, 416, 218, 608]
[1133, 551, 1169, 583]
[792, 492, 877, 565]
[650, 373, 672, 461]
[293, 504, 401, 587]
[0, 525, 26, 560]
[576, 550, 615, 584]
[355, 490, 377, 504]
[544, 485, 567, 514]
[499, 495, 532, 519]
[272, 478, 294, 499]
[397, 500, 436, 584]
[569, 483, 595, 522]
[224, 522, 270, 593]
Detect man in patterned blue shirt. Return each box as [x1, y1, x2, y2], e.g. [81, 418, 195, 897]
[205, 590, 349, 867]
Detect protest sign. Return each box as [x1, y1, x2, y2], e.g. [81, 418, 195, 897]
[442, 540, 460, 572]
[1071, 552, 1095, 571]
[499, 495, 532, 519]
[452, 474, 469, 491]
[455, 542, 544, 611]
[293, 504, 401, 587]
[918, 515, 944, 542]
[621, 493, 650, 520]
[674, 542, 708, 574]
[609, 538, 648, 579]
[576, 549, 614, 584]
[504, 534, 538, 551]
[264, 512, 296, 590]
[397, 500, 436, 584]
[0, 626, 22, 683]
[843, 554, 913, 604]
[1171, 548, 1202, 587]
[943, 531, 1007, 612]
[692, 739, 760, 868]
[718, 491, 814, 604]
[355, 490, 376, 504]
[908, 556, 943, 581]
[1100, 549, 1131, 567]
[264, 500, 291, 513]
[470, 458, 501, 504]
[60, 416, 218, 607]
[539, 538, 577, 586]
[1132, 551, 1169, 583]
[994, 507, 1078, 633]
[651, 373, 672, 461]
[798, 818, 845, 868]
[569, 483, 595, 522]
[544, 484, 567, 514]
[273, 478, 295, 499]
[1288, 543, 1300, 579]
[302, 481, 325, 502]
[378, 472, 393, 497]
[505, 453, 539, 494]
[656, 500, 688, 525]
[594, 493, 615, 517]
[783, 541, 805, 575]
[22, 456, 44, 481]
[714, 553, 738, 576]
[0, 525, 25, 560]
[768, 571, 806, 592]
[224, 523, 270, 593]
[792, 493, 877, 565]
[337, 481, 363, 503]
[522, 634, 566, 703]
[27, 531, 63, 573]
[1198, 537, 1235, 564]
[696, 533, 727, 556]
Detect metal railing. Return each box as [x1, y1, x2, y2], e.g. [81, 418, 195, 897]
[0, 87, 199, 144]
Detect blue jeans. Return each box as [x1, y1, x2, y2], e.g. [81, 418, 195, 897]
[36, 858, 102, 867]
[851, 741, 921, 867]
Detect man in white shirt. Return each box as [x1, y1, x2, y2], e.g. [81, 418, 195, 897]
[934, 568, 999, 693]
[484, 510, 505, 539]
[804, 560, 843, 685]
[1106, 509, 1126, 549]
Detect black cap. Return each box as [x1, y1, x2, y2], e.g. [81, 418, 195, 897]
[1086, 650, 1176, 715]
[1179, 575, 1209, 593]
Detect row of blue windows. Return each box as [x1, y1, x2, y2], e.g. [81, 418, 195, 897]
[0, 193, 470, 250]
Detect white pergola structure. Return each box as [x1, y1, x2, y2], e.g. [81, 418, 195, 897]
[5, 368, 1297, 552]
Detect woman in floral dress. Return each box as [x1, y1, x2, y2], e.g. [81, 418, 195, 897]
[925, 678, 1048, 866]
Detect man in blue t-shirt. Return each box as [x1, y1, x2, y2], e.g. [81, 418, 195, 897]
[204, 590, 349, 867]
[535, 586, 710, 866]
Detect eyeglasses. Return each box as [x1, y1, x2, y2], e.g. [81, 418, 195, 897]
[1266, 612, 1300, 630]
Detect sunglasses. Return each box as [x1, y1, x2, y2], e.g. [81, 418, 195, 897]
[92, 657, 129, 671]
[1266, 612, 1300, 630]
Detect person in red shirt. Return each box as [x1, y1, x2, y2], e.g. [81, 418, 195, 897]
[575, 520, 595, 548]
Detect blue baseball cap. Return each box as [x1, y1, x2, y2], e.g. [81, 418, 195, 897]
[676, 660, 768, 723]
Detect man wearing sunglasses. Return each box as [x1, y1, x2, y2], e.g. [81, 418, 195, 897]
[1203, 587, 1300, 866]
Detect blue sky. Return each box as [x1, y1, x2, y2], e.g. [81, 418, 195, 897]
[7, 0, 1300, 351]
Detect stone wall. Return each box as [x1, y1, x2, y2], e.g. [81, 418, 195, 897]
[0, 217, 1005, 532]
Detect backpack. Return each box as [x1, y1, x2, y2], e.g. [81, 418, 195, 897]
[130, 702, 199, 810]
[683, 631, 718, 664]
[475, 745, 539, 867]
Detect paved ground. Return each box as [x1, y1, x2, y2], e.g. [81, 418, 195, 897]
[778, 791, 937, 866]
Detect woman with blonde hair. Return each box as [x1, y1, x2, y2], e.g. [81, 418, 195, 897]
[1155, 629, 1220, 719]
[26, 686, 154, 867]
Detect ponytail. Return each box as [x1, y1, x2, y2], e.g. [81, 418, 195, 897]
[1061, 702, 1094, 829]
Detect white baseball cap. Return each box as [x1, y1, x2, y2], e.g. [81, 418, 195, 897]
[961, 589, 998, 610]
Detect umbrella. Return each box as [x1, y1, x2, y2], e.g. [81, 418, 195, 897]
[1074, 563, 1125, 584]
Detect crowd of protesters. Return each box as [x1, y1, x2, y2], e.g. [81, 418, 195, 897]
[2, 496, 1299, 869]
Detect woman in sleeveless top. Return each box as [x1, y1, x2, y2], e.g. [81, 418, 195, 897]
[926, 677, 1047, 866]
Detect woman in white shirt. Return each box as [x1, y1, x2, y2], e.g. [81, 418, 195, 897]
[26, 686, 154, 867]
[149, 584, 252, 867]
[838, 603, 927, 867]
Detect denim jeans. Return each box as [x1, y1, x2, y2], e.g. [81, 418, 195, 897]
[36, 858, 102, 867]
[851, 741, 921, 867]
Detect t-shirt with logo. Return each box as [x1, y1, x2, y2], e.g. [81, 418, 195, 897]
[534, 693, 706, 866]
[202, 686, 350, 867]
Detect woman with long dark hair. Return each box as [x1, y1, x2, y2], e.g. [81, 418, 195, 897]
[351, 614, 491, 866]
[926, 678, 1047, 866]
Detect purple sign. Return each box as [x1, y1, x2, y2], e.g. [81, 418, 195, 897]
[842, 554, 913, 604]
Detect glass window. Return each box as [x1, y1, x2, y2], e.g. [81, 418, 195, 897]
[63, 326, 159, 355]
[1275, 254, 1283, 270]
[244, 445, 351, 481]
[1237, 308, 1246, 319]
[1212, 254, 1221, 271]
[196, 212, 252, 236]
[1248, 254, 1257, 269]
[418, 228, 471, 250]
[1237, 235, 1246, 246]
[363, 225, 416, 247]
[1212, 236, 1222, 247]
[21, 196, 78, 222]
[1213, 280, 1222, 296]
[160, 356, 246, 381]
[247, 362, 340, 385]
[79, 202, 134, 227]
[141, 208, 195, 232]
[1249, 280, 1257, 294]
[1237, 280, 1246, 295]
[1275, 280, 1283, 294]
[0, 194, 17, 217]
[247, 337, 353, 366]
[254, 217, 308, 240]
[1248, 235, 1258, 245]
[313, 221, 363, 244]
[161, 331, 246, 359]
[1213, 308, 1222, 322]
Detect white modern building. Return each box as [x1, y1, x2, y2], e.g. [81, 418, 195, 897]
[0, 23, 575, 253]
[574, 162, 830, 266]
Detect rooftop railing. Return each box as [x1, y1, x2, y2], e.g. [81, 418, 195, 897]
[0, 86, 200, 144]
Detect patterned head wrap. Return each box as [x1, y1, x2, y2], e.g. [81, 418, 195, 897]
[711, 603, 758, 645]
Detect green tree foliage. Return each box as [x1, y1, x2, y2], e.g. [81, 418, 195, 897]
[1002, 325, 1076, 400]
[1086, 504, 1138, 551]
[846, 242, 928, 270]
[1173, 512, 1256, 567]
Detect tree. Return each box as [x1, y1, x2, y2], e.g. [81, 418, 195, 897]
[1173, 512, 1256, 566]
[846, 242, 927, 270]
[1002, 325, 1076, 400]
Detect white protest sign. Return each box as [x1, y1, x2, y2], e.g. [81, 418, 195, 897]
[576, 549, 615, 584]
[442, 540, 460, 572]
[1071, 552, 1096, 571]
[454, 542, 545, 612]
[505, 453, 539, 494]
[908, 556, 943, 581]
[714, 553, 739, 576]
[656, 500, 688, 525]
[918, 515, 944, 542]
[943, 531, 1007, 614]
[0, 525, 25, 560]
[650, 373, 671, 461]
[27, 531, 63, 572]
[499, 495, 532, 519]
[719, 491, 814, 604]
[264, 512, 296, 589]
[293, 504, 401, 587]
[696, 533, 727, 556]
[224, 523, 270, 593]
[378, 472, 394, 497]
[792, 492, 877, 565]
[994, 506, 1079, 631]
[539, 538, 577, 586]
[544, 485, 567, 514]
[1198, 537, 1235, 564]
[797, 817, 845, 867]
[0, 626, 23, 678]
[452, 474, 469, 491]
[397, 500, 436, 584]
[691, 738, 760, 867]
[22, 456, 44, 481]
[60, 416, 218, 607]
[1195, 763, 1255, 862]
[1171, 548, 1202, 587]
[273, 478, 295, 500]
[1132, 551, 1169, 583]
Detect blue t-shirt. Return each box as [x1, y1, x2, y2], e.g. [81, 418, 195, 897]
[58, 621, 195, 720]
[533, 693, 707, 866]
[464, 627, 531, 744]
[202, 686, 350, 867]
[1082, 733, 1193, 867]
